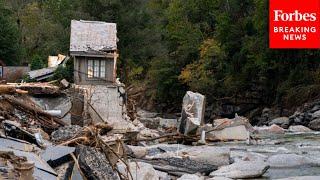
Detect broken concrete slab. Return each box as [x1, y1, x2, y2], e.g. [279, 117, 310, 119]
[0, 136, 39, 152]
[267, 154, 319, 168]
[207, 125, 249, 141]
[209, 161, 269, 179]
[0, 147, 58, 179]
[178, 91, 205, 136]
[2, 120, 42, 146]
[78, 85, 136, 131]
[178, 146, 230, 166]
[76, 145, 119, 180]
[41, 145, 75, 167]
[277, 176, 320, 180]
[117, 161, 159, 180]
[177, 174, 204, 180]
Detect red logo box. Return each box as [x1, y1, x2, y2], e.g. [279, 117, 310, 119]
[269, 0, 320, 49]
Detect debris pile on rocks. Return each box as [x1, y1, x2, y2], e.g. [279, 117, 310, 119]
[0, 84, 320, 180]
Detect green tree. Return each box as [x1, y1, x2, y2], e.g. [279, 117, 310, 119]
[0, 0, 22, 65]
[30, 54, 44, 70]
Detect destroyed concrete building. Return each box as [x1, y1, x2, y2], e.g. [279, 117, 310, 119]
[70, 20, 118, 85]
[69, 20, 130, 130]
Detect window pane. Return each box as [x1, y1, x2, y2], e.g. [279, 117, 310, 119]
[100, 60, 106, 78]
[94, 60, 100, 77]
[87, 60, 93, 78]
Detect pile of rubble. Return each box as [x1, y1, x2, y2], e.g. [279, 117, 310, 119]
[1, 82, 319, 180]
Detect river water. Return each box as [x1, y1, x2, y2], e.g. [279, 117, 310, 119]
[210, 132, 320, 179]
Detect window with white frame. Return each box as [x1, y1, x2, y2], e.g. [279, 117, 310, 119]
[87, 59, 106, 78]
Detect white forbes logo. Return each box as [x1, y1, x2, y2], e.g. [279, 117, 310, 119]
[274, 10, 317, 21]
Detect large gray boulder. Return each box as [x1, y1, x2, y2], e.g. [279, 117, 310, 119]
[267, 154, 318, 167]
[178, 91, 205, 136]
[277, 176, 320, 180]
[209, 161, 269, 179]
[308, 119, 320, 130]
[207, 125, 248, 141]
[177, 174, 204, 180]
[178, 146, 230, 166]
[117, 162, 159, 180]
[288, 125, 313, 132]
[268, 117, 289, 128]
[312, 110, 320, 119]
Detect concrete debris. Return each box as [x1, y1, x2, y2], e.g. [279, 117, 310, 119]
[0, 81, 319, 180]
[76, 145, 119, 180]
[267, 153, 319, 168]
[41, 145, 75, 167]
[178, 91, 205, 136]
[177, 174, 204, 180]
[60, 79, 69, 88]
[209, 161, 269, 179]
[207, 125, 249, 141]
[117, 161, 159, 180]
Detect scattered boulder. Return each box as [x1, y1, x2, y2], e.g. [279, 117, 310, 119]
[207, 125, 248, 141]
[178, 91, 205, 136]
[288, 125, 313, 132]
[312, 110, 320, 119]
[142, 156, 217, 175]
[209, 161, 269, 179]
[267, 154, 318, 168]
[117, 162, 159, 180]
[254, 124, 285, 134]
[159, 118, 177, 129]
[177, 174, 204, 180]
[207, 177, 232, 180]
[277, 176, 320, 180]
[139, 117, 160, 129]
[137, 109, 159, 118]
[178, 146, 230, 166]
[268, 117, 289, 128]
[76, 145, 119, 180]
[127, 145, 148, 158]
[308, 119, 320, 131]
[155, 170, 170, 180]
[231, 151, 268, 162]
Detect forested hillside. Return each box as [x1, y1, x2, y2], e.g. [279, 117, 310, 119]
[1, 0, 320, 121]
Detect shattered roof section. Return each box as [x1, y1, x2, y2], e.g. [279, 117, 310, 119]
[70, 20, 117, 54]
